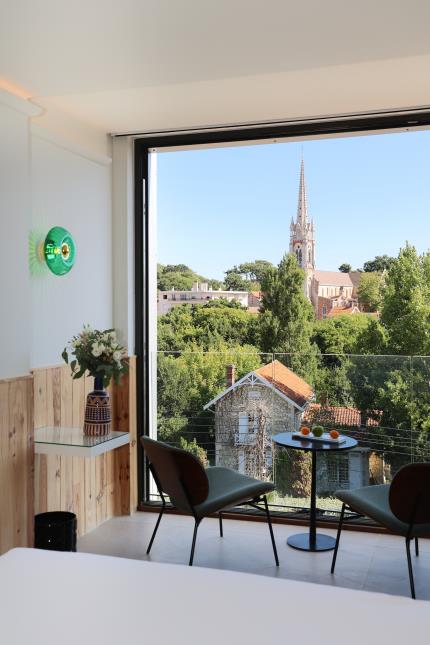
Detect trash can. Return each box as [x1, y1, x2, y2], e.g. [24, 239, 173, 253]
[35, 512, 77, 552]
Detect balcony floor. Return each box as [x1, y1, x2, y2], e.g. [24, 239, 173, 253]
[78, 512, 430, 600]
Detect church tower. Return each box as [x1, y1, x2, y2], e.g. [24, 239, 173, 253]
[289, 158, 315, 300]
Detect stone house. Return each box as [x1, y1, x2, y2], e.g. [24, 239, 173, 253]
[204, 360, 379, 492]
[204, 360, 314, 480]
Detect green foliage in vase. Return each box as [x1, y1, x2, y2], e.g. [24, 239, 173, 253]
[62, 325, 128, 388]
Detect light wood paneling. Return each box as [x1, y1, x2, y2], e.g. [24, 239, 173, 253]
[34, 357, 137, 537]
[0, 376, 34, 554]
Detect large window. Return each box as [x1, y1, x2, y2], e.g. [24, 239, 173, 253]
[135, 110, 430, 521]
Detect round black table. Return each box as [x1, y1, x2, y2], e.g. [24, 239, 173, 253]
[273, 431, 358, 552]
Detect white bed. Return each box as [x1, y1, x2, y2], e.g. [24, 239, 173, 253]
[0, 548, 428, 645]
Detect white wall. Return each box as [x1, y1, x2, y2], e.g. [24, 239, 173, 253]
[0, 88, 113, 377]
[112, 137, 134, 354]
[30, 132, 112, 368]
[0, 100, 32, 378]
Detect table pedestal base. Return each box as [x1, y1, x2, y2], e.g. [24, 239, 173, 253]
[287, 533, 336, 552]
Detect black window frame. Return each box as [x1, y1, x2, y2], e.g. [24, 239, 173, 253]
[133, 108, 430, 510]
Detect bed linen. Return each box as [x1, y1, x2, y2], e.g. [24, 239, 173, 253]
[0, 548, 427, 645]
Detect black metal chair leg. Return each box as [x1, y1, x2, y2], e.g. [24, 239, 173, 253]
[219, 512, 223, 537]
[146, 501, 165, 554]
[406, 538, 416, 599]
[331, 503, 345, 574]
[263, 495, 279, 566]
[415, 537, 419, 557]
[189, 519, 201, 566]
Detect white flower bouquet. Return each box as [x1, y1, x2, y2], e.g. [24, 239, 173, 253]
[62, 325, 128, 388]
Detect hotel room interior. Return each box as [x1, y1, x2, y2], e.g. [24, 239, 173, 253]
[1, 1, 430, 643]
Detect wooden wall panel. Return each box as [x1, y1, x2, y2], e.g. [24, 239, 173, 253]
[34, 357, 137, 537]
[0, 376, 34, 554]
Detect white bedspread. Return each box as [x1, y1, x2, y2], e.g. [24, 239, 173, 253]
[0, 548, 427, 645]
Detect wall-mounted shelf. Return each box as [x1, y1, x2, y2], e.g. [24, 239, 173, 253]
[34, 427, 130, 458]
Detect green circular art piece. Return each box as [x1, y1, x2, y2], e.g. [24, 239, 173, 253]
[44, 227, 76, 276]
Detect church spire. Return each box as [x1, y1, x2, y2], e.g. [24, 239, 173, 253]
[296, 156, 308, 227]
[289, 156, 315, 295]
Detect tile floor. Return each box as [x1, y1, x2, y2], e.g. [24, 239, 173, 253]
[78, 512, 430, 600]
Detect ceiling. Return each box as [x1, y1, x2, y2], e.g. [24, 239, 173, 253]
[1, 0, 430, 136]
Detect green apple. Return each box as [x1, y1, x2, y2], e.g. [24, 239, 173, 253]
[312, 425, 324, 438]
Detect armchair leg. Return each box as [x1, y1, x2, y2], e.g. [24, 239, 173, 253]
[146, 500, 165, 555]
[263, 495, 279, 566]
[331, 503, 345, 574]
[415, 537, 419, 557]
[219, 512, 223, 537]
[406, 538, 416, 599]
[189, 519, 201, 566]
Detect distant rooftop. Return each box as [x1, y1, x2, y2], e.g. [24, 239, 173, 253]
[255, 359, 314, 409]
[315, 271, 353, 287]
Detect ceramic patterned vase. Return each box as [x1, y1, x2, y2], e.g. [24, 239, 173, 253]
[83, 376, 111, 436]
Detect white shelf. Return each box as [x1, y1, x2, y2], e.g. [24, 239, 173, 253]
[34, 427, 130, 458]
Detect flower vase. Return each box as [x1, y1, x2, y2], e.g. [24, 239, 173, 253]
[83, 376, 111, 436]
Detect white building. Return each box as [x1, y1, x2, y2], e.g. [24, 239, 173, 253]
[157, 281, 249, 315]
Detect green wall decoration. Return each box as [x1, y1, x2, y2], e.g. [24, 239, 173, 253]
[44, 227, 76, 276]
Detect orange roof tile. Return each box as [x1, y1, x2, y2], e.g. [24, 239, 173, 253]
[328, 306, 357, 317]
[304, 404, 380, 427]
[255, 360, 314, 408]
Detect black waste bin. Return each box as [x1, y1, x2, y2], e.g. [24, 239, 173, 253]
[35, 512, 77, 551]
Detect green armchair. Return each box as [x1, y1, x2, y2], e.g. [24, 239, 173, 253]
[141, 436, 279, 567]
[331, 463, 430, 598]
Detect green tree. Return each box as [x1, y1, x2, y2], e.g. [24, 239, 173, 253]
[338, 263, 351, 273]
[312, 314, 371, 356]
[158, 271, 195, 291]
[354, 318, 389, 355]
[224, 271, 248, 291]
[209, 279, 224, 290]
[258, 253, 316, 379]
[157, 263, 223, 291]
[357, 272, 384, 312]
[179, 437, 209, 466]
[224, 260, 273, 291]
[363, 255, 395, 272]
[381, 245, 430, 355]
[157, 300, 259, 352]
[157, 343, 262, 450]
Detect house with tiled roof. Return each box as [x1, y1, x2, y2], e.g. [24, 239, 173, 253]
[204, 360, 376, 489]
[204, 359, 314, 479]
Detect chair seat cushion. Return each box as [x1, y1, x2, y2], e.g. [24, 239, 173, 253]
[336, 484, 430, 537]
[194, 467, 274, 518]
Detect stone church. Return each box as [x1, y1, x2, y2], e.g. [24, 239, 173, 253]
[290, 160, 359, 319]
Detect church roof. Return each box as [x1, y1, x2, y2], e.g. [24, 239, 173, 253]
[314, 270, 353, 287]
[255, 360, 314, 408]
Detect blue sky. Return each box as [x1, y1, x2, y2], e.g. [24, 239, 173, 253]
[157, 130, 430, 280]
